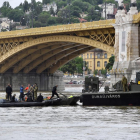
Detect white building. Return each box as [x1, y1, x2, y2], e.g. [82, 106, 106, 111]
[42, 2, 57, 13]
[99, 3, 116, 19]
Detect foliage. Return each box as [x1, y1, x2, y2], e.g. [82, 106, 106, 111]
[101, 68, 107, 75]
[60, 57, 87, 75]
[94, 69, 98, 75]
[105, 56, 115, 70]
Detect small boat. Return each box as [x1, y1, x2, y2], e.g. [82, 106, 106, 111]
[0, 98, 61, 107]
[0, 96, 80, 107]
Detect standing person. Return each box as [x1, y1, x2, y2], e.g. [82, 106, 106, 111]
[5, 84, 8, 100]
[122, 75, 128, 92]
[6, 84, 12, 101]
[29, 85, 34, 99]
[50, 85, 60, 99]
[20, 85, 24, 101]
[34, 83, 38, 101]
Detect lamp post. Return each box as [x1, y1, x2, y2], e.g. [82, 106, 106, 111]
[31, 1, 34, 28]
[67, 0, 71, 24]
[8, 19, 11, 31]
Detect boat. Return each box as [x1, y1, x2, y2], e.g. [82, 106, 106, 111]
[0, 96, 80, 107]
[80, 91, 140, 106]
[53, 96, 80, 105]
[0, 98, 61, 107]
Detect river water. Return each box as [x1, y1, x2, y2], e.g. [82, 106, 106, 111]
[0, 88, 140, 140]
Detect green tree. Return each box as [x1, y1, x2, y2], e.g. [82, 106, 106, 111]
[2, 1, 11, 8]
[47, 17, 56, 25]
[50, 6, 55, 16]
[60, 57, 85, 75]
[105, 55, 115, 70]
[43, 0, 50, 4]
[23, 0, 29, 12]
[101, 68, 107, 75]
[94, 69, 98, 75]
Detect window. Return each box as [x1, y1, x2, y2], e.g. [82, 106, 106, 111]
[104, 53, 107, 58]
[111, 54, 114, 56]
[104, 61, 107, 67]
[81, 54, 83, 58]
[97, 61, 100, 67]
[90, 53, 92, 58]
[97, 53, 101, 58]
[87, 54, 89, 58]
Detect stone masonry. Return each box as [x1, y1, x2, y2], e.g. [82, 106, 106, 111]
[0, 70, 64, 92]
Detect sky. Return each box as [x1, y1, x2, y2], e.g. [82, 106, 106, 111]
[0, 0, 42, 8]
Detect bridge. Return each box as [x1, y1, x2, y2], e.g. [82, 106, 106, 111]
[0, 2, 140, 91]
[0, 19, 115, 74]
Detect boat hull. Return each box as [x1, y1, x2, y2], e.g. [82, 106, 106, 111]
[80, 91, 140, 106]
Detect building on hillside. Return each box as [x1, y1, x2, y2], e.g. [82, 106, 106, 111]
[42, 2, 57, 13]
[99, 3, 116, 19]
[80, 49, 114, 74]
[1, 21, 10, 29]
[78, 18, 87, 23]
[80, 13, 88, 18]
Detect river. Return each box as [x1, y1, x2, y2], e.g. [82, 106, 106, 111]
[0, 88, 140, 140]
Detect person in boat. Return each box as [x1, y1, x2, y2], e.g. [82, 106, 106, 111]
[29, 85, 34, 99]
[20, 85, 24, 101]
[11, 94, 16, 102]
[122, 75, 128, 92]
[37, 93, 43, 102]
[34, 83, 38, 101]
[6, 84, 12, 101]
[50, 85, 60, 99]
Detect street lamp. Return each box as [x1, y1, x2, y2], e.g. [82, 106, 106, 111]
[8, 19, 11, 31]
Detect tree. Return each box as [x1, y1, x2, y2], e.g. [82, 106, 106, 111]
[50, 6, 55, 16]
[23, 0, 29, 12]
[47, 17, 56, 25]
[105, 56, 115, 70]
[2, 1, 11, 8]
[43, 0, 50, 4]
[94, 69, 98, 75]
[60, 57, 84, 75]
[101, 68, 107, 75]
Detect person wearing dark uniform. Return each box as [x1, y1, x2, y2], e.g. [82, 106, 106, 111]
[6, 84, 12, 101]
[122, 75, 128, 92]
[11, 94, 16, 102]
[50, 85, 60, 99]
[37, 93, 43, 102]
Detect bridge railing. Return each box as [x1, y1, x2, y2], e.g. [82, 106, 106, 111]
[0, 19, 115, 39]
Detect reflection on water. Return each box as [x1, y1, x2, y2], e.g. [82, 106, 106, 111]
[0, 106, 140, 140]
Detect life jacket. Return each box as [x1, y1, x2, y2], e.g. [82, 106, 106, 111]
[25, 96, 28, 102]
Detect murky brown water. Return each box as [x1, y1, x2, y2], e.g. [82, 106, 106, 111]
[0, 105, 140, 140]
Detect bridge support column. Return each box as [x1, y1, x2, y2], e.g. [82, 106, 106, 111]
[111, 2, 140, 85]
[0, 70, 64, 92]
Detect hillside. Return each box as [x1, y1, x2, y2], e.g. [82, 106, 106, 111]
[0, 0, 118, 30]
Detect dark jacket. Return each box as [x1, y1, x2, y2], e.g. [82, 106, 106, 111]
[37, 95, 43, 102]
[6, 86, 12, 93]
[11, 96, 15, 102]
[52, 86, 57, 92]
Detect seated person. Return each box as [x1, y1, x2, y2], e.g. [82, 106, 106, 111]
[37, 93, 43, 102]
[27, 94, 33, 102]
[11, 94, 16, 102]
